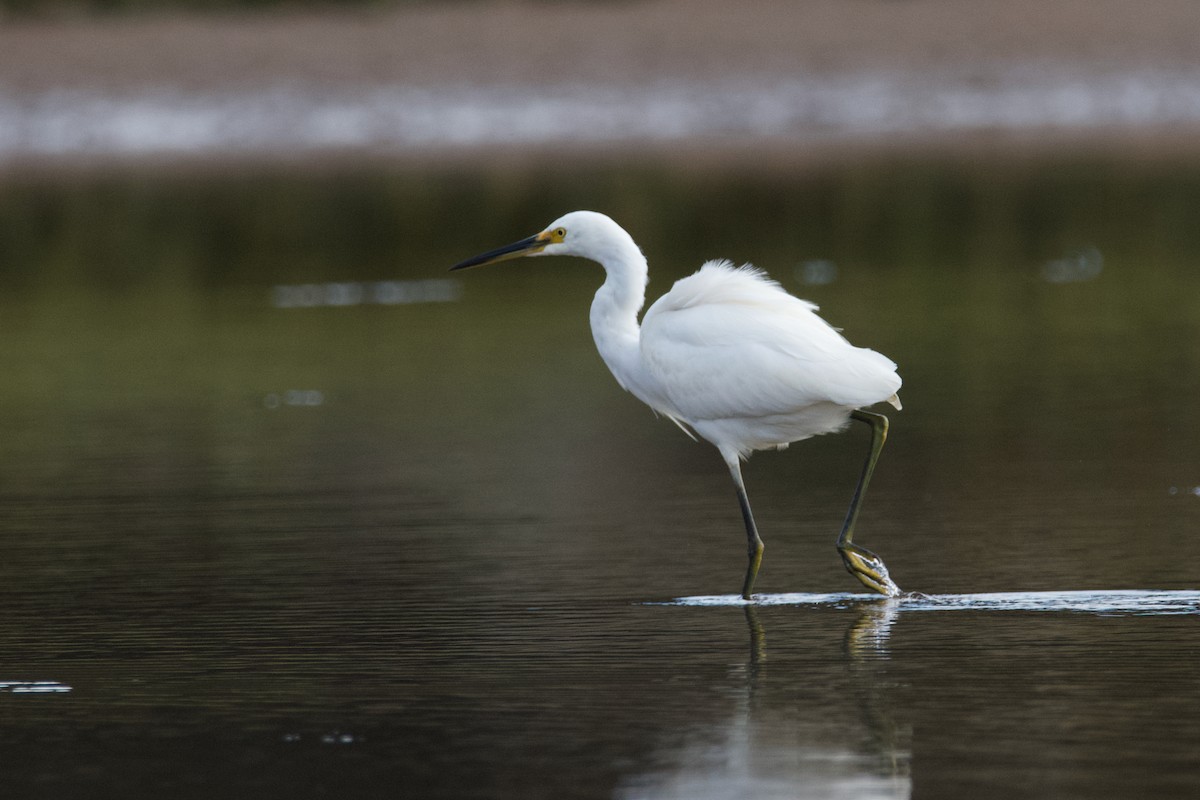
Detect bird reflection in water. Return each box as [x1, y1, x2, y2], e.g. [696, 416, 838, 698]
[618, 604, 911, 799]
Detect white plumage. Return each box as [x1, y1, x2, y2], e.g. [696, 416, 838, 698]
[452, 210, 904, 599]
[640, 260, 901, 458]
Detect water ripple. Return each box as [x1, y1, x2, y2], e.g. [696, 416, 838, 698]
[665, 589, 1200, 615]
[0, 680, 72, 694]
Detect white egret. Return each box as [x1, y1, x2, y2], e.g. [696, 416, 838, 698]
[452, 211, 902, 599]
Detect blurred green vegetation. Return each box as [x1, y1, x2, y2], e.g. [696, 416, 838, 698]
[2, 155, 1199, 501]
[5, 157, 1200, 292]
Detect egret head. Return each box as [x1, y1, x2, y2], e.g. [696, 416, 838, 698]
[451, 211, 631, 270]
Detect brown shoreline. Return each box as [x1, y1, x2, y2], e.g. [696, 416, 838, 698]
[4, 0, 1200, 92]
[3, 0, 1200, 171]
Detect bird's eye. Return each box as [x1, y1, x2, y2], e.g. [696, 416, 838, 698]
[554, 227, 567, 240]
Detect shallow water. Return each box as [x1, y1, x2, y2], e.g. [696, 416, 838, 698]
[2, 158, 1200, 798]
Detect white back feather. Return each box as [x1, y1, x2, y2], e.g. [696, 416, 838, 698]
[640, 261, 901, 424]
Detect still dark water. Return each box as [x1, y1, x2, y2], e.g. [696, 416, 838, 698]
[2, 156, 1200, 798]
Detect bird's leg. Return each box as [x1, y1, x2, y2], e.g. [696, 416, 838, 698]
[737, 484, 765, 600]
[837, 410, 901, 596]
[724, 451, 764, 601]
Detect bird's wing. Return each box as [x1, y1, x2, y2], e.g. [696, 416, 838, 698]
[640, 262, 901, 422]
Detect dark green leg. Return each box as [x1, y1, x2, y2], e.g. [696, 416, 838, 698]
[723, 450, 764, 601]
[837, 410, 901, 596]
[736, 483, 765, 600]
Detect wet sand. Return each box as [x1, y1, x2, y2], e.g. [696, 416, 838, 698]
[3, 0, 1200, 168]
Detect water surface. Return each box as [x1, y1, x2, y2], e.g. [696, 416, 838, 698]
[2, 158, 1199, 798]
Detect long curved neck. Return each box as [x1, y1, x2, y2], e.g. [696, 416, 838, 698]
[587, 238, 650, 397]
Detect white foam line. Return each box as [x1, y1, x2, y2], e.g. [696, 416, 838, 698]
[0, 680, 73, 693]
[3, 68, 1200, 161]
[664, 590, 1200, 614]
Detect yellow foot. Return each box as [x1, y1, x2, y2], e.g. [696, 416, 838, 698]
[838, 542, 901, 597]
[741, 541, 764, 601]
